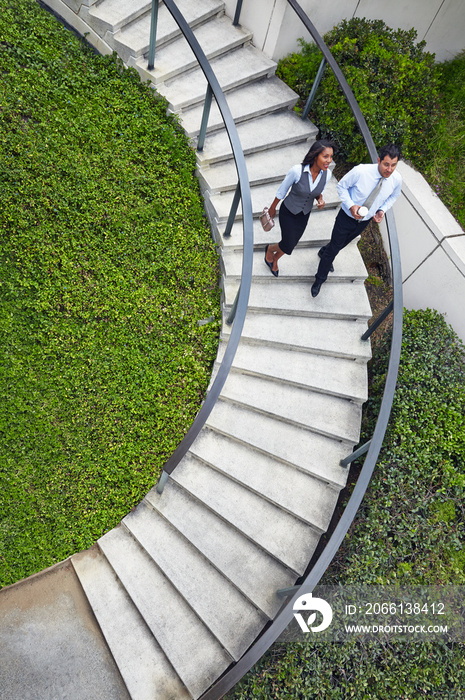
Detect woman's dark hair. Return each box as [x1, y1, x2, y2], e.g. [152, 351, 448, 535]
[302, 139, 335, 167]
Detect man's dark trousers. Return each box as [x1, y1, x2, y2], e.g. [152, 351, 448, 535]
[316, 209, 371, 283]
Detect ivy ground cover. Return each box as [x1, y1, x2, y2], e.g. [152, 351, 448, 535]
[0, 0, 220, 587]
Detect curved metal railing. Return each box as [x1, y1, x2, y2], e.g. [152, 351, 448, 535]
[199, 1, 403, 697]
[152, 0, 254, 494]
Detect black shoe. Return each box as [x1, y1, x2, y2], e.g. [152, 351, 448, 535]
[264, 244, 278, 277]
[318, 247, 334, 273]
[311, 280, 322, 298]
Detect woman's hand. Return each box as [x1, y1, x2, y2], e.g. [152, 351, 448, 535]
[268, 197, 280, 220]
[316, 195, 325, 209]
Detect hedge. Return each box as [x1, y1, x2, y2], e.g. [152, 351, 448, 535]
[277, 18, 441, 163]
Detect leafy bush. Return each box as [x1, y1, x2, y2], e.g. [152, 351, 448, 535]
[229, 309, 465, 698]
[0, 0, 220, 586]
[417, 50, 465, 228]
[277, 18, 441, 163]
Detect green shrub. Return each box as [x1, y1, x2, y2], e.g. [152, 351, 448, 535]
[229, 309, 465, 698]
[417, 50, 465, 228]
[277, 18, 441, 163]
[0, 0, 220, 586]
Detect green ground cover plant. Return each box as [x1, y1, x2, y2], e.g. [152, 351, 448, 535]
[0, 0, 220, 587]
[228, 309, 465, 698]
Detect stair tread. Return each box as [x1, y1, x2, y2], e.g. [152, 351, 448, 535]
[122, 501, 267, 659]
[207, 178, 339, 221]
[221, 208, 338, 248]
[218, 371, 362, 442]
[144, 480, 296, 618]
[113, 0, 224, 57]
[147, 15, 252, 84]
[169, 455, 323, 572]
[223, 279, 373, 320]
[213, 341, 368, 401]
[222, 239, 367, 280]
[189, 429, 341, 527]
[84, 0, 150, 34]
[151, 45, 277, 110]
[197, 111, 318, 165]
[198, 140, 321, 193]
[98, 526, 231, 698]
[72, 548, 191, 700]
[206, 400, 353, 487]
[184, 77, 298, 138]
[221, 312, 371, 359]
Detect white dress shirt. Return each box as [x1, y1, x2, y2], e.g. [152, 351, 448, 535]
[337, 163, 402, 220]
[276, 164, 332, 201]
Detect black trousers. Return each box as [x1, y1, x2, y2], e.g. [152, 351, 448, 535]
[316, 209, 371, 282]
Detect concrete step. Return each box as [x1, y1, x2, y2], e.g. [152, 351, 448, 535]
[221, 312, 371, 361]
[197, 141, 322, 194]
[169, 454, 322, 573]
[214, 341, 368, 402]
[183, 77, 298, 138]
[189, 429, 340, 529]
[144, 480, 296, 619]
[223, 279, 373, 320]
[72, 548, 191, 700]
[143, 45, 277, 111]
[122, 502, 267, 659]
[98, 526, 231, 698]
[221, 239, 367, 282]
[197, 111, 318, 166]
[206, 177, 339, 224]
[220, 207, 338, 250]
[218, 373, 362, 443]
[206, 400, 352, 487]
[112, 0, 224, 62]
[81, 0, 151, 35]
[142, 15, 252, 85]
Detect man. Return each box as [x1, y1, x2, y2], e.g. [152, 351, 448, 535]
[311, 144, 402, 297]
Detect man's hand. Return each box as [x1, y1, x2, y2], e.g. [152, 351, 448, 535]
[373, 210, 385, 223]
[350, 205, 364, 220]
[316, 195, 325, 209]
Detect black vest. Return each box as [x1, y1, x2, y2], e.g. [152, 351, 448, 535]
[284, 166, 328, 216]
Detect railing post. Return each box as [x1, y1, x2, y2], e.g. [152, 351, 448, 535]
[226, 285, 240, 326]
[277, 585, 300, 598]
[156, 469, 169, 494]
[233, 0, 243, 26]
[302, 57, 326, 120]
[147, 0, 159, 71]
[223, 182, 241, 238]
[362, 300, 394, 341]
[197, 85, 213, 152]
[340, 440, 372, 468]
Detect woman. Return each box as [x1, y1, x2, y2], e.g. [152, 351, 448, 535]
[264, 140, 334, 276]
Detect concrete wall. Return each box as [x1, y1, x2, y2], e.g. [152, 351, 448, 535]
[380, 161, 465, 343]
[225, 0, 464, 62]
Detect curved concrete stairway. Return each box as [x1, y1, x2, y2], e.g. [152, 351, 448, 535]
[2, 1, 372, 698]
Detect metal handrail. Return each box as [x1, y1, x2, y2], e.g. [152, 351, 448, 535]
[152, 0, 254, 493]
[200, 1, 403, 697]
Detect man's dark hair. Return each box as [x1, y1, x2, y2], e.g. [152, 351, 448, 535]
[378, 144, 402, 161]
[302, 139, 335, 167]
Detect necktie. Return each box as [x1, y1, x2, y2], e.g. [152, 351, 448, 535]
[363, 177, 384, 210]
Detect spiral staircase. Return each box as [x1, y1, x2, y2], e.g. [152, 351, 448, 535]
[0, 1, 373, 698]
